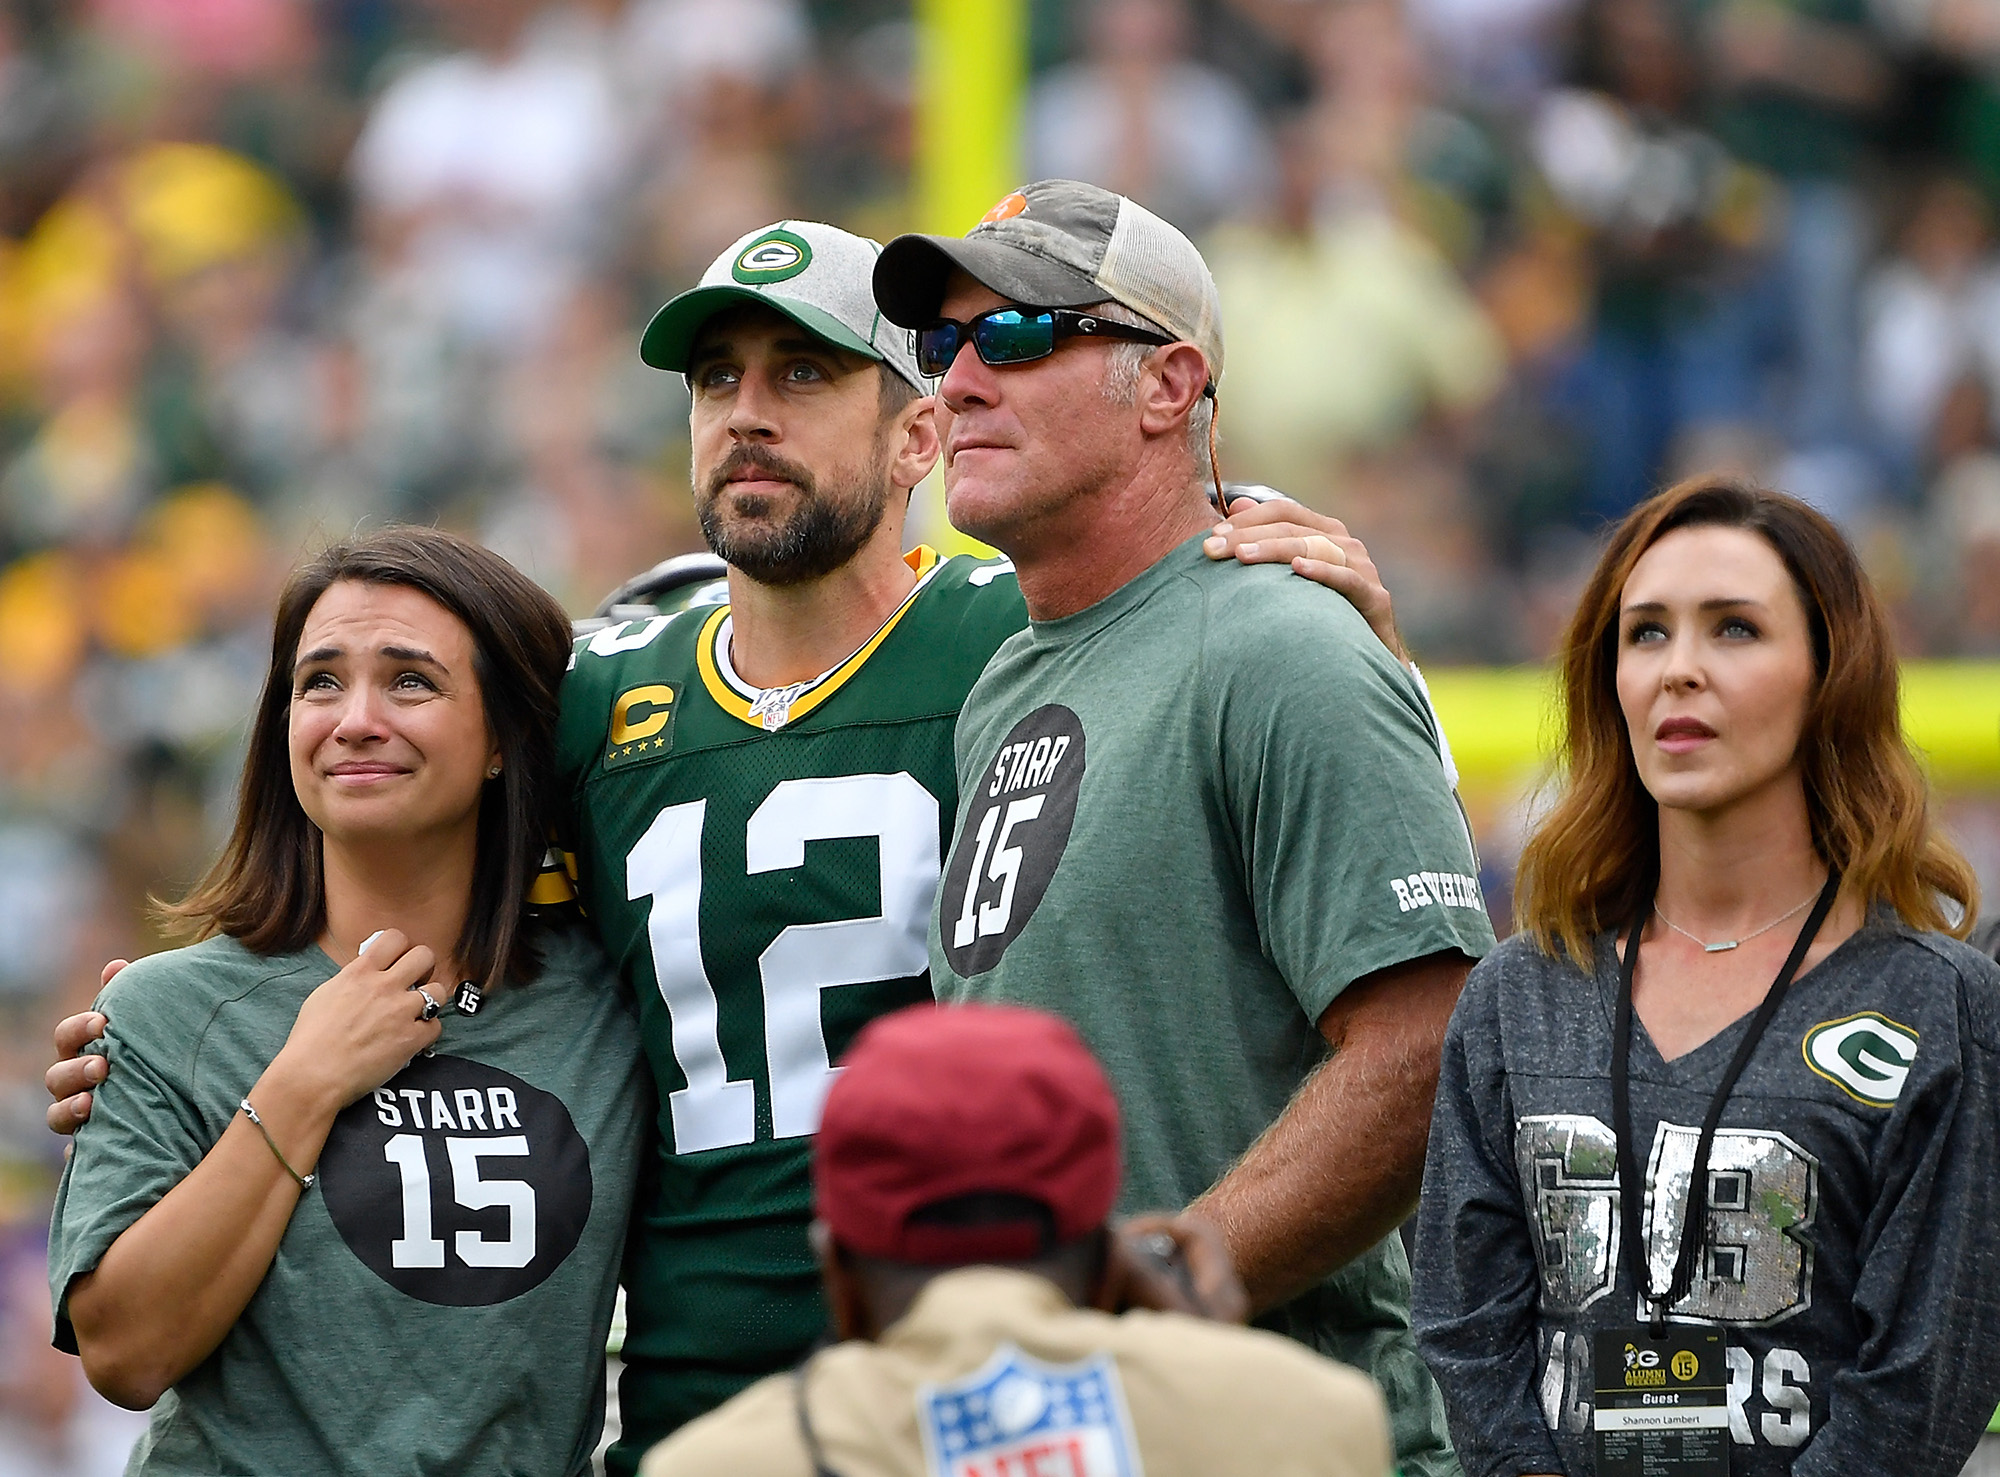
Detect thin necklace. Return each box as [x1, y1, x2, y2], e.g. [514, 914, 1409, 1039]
[1654, 885, 1823, 954]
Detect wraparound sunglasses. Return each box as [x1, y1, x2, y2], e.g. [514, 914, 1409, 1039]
[912, 306, 1175, 378]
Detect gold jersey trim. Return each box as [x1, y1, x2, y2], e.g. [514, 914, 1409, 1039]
[695, 546, 942, 730]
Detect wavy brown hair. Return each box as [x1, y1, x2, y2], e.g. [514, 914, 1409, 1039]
[1516, 475, 1977, 961]
[159, 527, 573, 992]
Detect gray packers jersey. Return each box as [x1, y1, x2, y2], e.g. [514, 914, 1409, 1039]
[1414, 921, 2000, 1477]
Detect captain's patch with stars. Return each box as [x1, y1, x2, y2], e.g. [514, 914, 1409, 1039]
[317, 1054, 592, 1306]
[605, 683, 679, 769]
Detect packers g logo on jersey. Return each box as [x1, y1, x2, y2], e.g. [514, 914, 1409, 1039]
[1802, 1011, 1918, 1107]
[732, 229, 812, 283]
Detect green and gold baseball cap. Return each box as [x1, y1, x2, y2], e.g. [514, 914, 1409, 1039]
[640, 220, 924, 388]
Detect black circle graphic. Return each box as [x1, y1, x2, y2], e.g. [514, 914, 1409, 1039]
[318, 1054, 592, 1306]
[941, 704, 1086, 977]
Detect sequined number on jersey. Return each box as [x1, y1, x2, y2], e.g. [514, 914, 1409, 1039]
[1516, 1114, 1819, 1326]
[1518, 1115, 1820, 1450]
[625, 772, 940, 1153]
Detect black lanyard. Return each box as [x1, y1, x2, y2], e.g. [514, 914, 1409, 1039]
[1610, 872, 1840, 1330]
[792, 1356, 843, 1477]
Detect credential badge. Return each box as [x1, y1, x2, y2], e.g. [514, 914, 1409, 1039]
[917, 1344, 1141, 1477]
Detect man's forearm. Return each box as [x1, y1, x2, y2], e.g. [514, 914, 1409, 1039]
[1189, 951, 1469, 1313]
[1191, 1043, 1434, 1312]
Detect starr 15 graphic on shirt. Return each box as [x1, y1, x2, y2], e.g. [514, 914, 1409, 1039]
[941, 703, 1086, 978]
[917, 1344, 1143, 1477]
[316, 1053, 593, 1306]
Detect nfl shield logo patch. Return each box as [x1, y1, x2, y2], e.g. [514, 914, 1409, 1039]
[917, 1344, 1143, 1477]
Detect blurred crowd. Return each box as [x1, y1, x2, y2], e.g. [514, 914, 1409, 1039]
[2, 0, 2000, 1463]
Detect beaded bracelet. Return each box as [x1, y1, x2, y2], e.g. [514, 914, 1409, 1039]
[239, 1098, 315, 1191]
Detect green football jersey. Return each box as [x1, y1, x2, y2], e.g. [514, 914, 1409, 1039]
[554, 547, 1026, 1464]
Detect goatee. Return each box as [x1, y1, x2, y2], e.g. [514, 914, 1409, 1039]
[697, 443, 892, 586]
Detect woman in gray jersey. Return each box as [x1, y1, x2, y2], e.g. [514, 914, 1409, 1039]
[45, 528, 645, 1476]
[1414, 476, 2000, 1477]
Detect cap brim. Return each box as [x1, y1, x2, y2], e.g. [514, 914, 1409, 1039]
[874, 234, 1105, 327]
[640, 285, 882, 372]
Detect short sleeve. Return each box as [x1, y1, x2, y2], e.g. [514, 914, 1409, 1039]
[46, 972, 215, 1353]
[556, 632, 608, 799]
[1204, 580, 1495, 1021]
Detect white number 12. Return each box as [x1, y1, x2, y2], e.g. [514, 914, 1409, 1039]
[626, 772, 940, 1153]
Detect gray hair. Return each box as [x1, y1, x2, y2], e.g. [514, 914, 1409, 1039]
[1087, 301, 1216, 484]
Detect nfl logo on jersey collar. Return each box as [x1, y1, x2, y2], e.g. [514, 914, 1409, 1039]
[695, 549, 948, 734]
[917, 1344, 1141, 1477]
[747, 680, 810, 732]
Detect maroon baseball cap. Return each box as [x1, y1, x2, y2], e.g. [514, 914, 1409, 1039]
[814, 1004, 1122, 1265]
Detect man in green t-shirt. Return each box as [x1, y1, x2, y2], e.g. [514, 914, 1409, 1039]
[875, 180, 1497, 1477]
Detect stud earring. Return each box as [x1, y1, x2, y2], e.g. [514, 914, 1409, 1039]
[487, 766, 502, 778]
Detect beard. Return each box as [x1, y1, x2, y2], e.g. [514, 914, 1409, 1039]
[695, 441, 894, 587]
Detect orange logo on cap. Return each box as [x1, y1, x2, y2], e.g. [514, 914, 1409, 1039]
[979, 192, 1029, 226]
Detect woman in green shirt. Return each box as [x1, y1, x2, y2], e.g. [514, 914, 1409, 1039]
[47, 527, 646, 1476]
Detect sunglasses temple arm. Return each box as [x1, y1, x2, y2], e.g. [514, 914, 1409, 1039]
[1207, 389, 1226, 516]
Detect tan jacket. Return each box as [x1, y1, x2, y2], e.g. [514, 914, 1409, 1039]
[639, 1266, 1393, 1477]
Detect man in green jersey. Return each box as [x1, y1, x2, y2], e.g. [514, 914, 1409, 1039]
[875, 180, 1496, 1477]
[47, 218, 1405, 1473]
[556, 221, 1029, 1472]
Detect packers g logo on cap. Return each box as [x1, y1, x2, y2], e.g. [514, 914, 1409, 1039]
[732, 228, 813, 284]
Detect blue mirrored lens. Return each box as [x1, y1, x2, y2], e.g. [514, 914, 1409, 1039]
[971, 309, 1056, 364]
[914, 310, 1059, 376]
[914, 323, 961, 377]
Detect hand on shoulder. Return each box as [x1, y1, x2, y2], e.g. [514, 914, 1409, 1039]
[1203, 495, 1408, 664]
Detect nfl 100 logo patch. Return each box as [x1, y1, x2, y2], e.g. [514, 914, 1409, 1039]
[916, 1344, 1143, 1477]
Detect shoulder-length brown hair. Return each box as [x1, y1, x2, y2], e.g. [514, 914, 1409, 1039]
[161, 526, 574, 991]
[1516, 475, 1977, 960]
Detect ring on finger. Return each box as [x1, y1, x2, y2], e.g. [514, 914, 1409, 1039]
[412, 985, 444, 1022]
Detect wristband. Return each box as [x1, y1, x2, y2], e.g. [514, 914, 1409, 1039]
[240, 1097, 315, 1191]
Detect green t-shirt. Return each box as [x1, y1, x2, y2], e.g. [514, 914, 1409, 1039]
[553, 548, 1026, 1460]
[930, 533, 1496, 1477]
[47, 924, 646, 1477]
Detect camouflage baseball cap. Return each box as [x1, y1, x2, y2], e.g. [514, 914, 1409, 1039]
[641, 220, 924, 388]
[873, 179, 1224, 381]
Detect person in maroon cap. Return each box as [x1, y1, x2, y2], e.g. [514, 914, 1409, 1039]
[638, 1002, 1394, 1477]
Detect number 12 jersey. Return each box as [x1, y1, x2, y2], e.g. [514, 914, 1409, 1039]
[555, 547, 1026, 1445]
